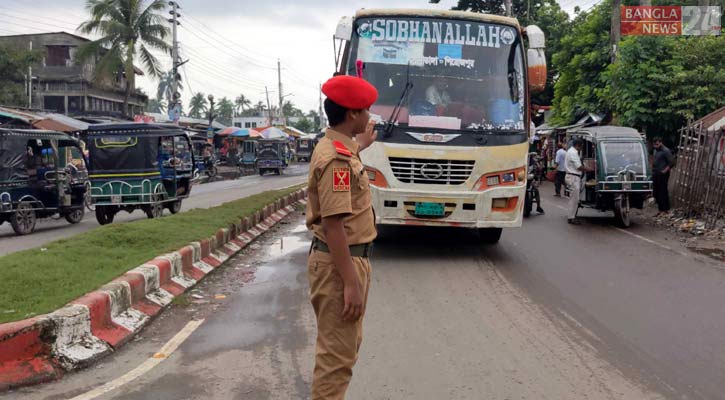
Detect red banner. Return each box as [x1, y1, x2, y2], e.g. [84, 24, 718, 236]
[621, 6, 682, 36]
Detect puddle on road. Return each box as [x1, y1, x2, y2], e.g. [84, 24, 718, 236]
[243, 222, 309, 284]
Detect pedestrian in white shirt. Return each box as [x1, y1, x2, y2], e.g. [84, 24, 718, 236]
[564, 138, 592, 225]
[554, 143, 567, 197]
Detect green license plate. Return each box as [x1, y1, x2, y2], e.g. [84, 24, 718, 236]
[415, 202, 445, 216]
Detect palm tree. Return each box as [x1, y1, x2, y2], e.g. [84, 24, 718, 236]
[188, 92, 207, 119]
[234, 94, 251, 116]
[216, 97, 235, 126]
[147, 97, 166, 113]
[77, 0, 171, 116]
[255, 101, 266, 116]
[156, 70, 183, 106]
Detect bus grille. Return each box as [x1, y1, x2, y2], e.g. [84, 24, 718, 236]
[389, 157, 475, 185]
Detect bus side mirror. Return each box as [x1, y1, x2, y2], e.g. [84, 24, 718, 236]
[525, 25, 547, 94]
[334, 16, 352, 41]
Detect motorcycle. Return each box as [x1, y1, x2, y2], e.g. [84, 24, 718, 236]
[524, 153, 545, 218]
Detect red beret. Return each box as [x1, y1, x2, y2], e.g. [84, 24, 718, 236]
[322, 75, 378, 110]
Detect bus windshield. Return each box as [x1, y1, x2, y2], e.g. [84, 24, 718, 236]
[348, 17, 525, 133]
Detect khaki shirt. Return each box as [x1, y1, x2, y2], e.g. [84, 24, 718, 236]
[306, 129, 376, 245]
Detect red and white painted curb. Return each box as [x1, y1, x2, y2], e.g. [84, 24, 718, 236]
[0, 188, 308, 391]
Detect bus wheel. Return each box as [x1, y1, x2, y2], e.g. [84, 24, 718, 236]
[478, 228, 502, 244]
[523, 191, 532, 218]
[11, 202, 37, 235]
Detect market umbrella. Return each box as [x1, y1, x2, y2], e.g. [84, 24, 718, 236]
[217, 126, 245, 136]
[259, 127, 289, 139]
[230, 128, 259, 138]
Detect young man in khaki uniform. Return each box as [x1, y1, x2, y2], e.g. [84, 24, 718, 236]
[306, 75, 379, 399]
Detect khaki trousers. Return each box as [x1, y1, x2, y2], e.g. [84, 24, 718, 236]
[308, 250, 372, 400]
[565, 174, 581, 219]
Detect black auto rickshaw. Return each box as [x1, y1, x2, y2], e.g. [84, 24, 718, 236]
[256, 138, 289, 175]
[295, 135, 316, 162]
[0, 128, 88, 235]
[567, 126, 653, 227]
[85, 123, 193, 224]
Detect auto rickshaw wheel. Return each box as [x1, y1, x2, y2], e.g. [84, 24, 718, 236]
[614, 194, 631, 228]
[478, 228, 503, 244]
[145, 202, 164, 219]
[65, 207, 85, 224]
[167, 199, 182, 214]
[95, 206, 114, 225]
[11, 202, 37, 235]
[84, 181, 95, 211]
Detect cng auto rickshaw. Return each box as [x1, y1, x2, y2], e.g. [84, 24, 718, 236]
[567, 126, 652, 227]
[256, 139, 289, 175]
[239, 139, 259, 174]
[0, 128, 88, 235]
[190, 134, 218, 179]
[85, 123, 193, 225]
[295, 135, 316, 162]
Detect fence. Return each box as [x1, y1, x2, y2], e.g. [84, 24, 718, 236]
[672, 123, 725, 229]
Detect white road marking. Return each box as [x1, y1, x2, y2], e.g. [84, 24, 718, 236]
[68, 319, 205, 400]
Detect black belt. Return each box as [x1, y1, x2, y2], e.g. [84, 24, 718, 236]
[566, 172, 582, 178]
[311, 237, 373, 258]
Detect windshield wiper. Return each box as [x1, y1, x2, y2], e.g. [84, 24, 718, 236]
[384, 63, 413, 138]
[507, 36, 521, 103]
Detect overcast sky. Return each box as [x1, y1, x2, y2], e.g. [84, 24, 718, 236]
[0, 0, 595, 115]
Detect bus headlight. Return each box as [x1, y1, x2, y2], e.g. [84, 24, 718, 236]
[474, 167, 526, 191]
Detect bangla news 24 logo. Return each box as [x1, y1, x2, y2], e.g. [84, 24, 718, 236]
[621, 6, 722, 36]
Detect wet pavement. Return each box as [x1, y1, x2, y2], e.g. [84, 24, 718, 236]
[7, 183, 725, 400]
[0, 163, 309, 256]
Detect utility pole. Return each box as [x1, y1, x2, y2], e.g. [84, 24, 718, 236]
[504, 0, 513, 17]
[611, 0, 621, 62]
[277, 59, 284, 125]
[169, 1, 182, 123]
[265, 86, 273, 127]
[318, 82, 326, 131]
[27, 41, 32, 109]
[207, 94, 215, 143]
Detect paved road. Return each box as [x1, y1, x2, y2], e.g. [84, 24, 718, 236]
[7, 183, 725, 400]
[0, 164, 308, 256]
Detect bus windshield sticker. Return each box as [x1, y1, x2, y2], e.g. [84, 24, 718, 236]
[438, 43, 462, 59]
[364, 19, 517, 49]
[358, 40, 424, 65]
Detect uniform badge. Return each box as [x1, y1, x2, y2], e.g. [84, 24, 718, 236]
[333, 167, 350, 192]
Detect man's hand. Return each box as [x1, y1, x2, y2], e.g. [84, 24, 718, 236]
[355, 120, 377, 151]
[342, 281, 364, 321]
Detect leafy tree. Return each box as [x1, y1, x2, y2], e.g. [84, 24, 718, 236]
[550, 0, 612, 125]
[216, 96, 235, 125]
[604, 35, 725, 141]
[234, 94, 251, 116]
[188, 92, 208, 119]
[0, 45, 42, 107]
[307, 110, 321, 128]
[282, 100, 304, 118]
[147, 97, 166, 113]
[77, 0, 171, 116]
[291, 117, 314, 133]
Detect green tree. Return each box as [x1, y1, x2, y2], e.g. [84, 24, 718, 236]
[216, 96, 235, 125]
[77, 0, 172, 116]
[234, 94, 252, 116]
[147, 97, 165, 113]
[550, 1, 612, 125]
[188, 92, 208, 119]
[291, 117, 314, 133]
[0, 45, 42, 107]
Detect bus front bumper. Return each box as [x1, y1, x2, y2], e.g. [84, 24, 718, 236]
[371, 185, 524, 229]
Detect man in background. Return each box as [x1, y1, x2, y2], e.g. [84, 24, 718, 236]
[554, 142, 567, 197]
[652, 137, 674, 215]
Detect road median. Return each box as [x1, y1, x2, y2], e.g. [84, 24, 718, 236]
[0, 185, 308, 391]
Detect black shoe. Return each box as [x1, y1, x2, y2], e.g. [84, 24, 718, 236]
[567, 218, 581, 225]
[537, 208, 545, 214]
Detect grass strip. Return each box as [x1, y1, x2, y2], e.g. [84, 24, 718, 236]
[0, 184, 304, 324]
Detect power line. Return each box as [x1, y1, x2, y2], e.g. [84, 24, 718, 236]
[179, 21, 277, 71]
[183, 13, 278, 64]
[178, 46, 267, 90]
[0, 13, 76, 32]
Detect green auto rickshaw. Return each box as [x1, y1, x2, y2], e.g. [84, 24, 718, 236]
[85, 123, 193, 225]
[567, 126, 653, 227]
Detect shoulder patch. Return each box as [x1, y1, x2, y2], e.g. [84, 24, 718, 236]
[332, 140, 352, 157]
[332, 167, 351, 192]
